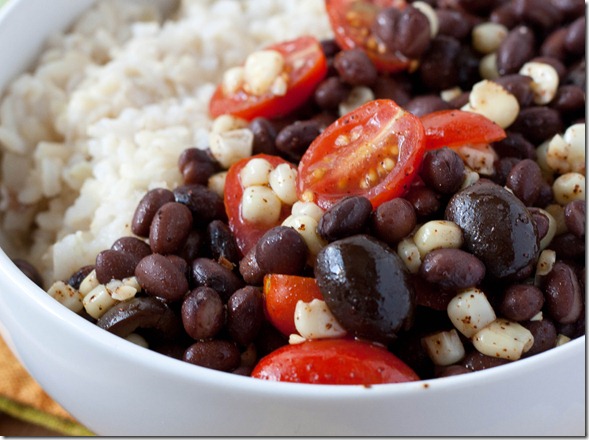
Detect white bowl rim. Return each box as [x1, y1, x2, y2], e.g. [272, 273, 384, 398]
[1, 244, 585, 399]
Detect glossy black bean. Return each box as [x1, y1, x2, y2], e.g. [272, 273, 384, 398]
[492, 131, 537, 160]
[528, 207, 551, 243]
[492, 157, 521, 186]
[173, 184, 226, 224]
[418, 36, 462, 91]
[496, 25, 536, 76]
[420, 148, 465, 195]
[149, 202, 193, 255]
[420, 248, 486, 290]
[314, 77, 351, 110]
[111, 236, 151, 263]
[564, 60, 586, 90]
[493, 74, 535, 108]
[249, 117, 279, 156]
[255, 226, 308, 276]
[95, 249, 138, 284]
[178, 229, 204, 263]
[226, 286, 264, 346]
[404, 95, 453, 117]
[436, 9, 474, 40]
[462, 351, 512, 371]
[490, 2, 519, 28]
[373, 6, 431, 59]
[564, 17, 586, 56]
[181, 286, 225, 340]
[333, 48, 378, 86]
[66, 265, 94, 290]
[275, 120, 321, 162]
[521, 319, 558, 357]
[371, 198, 416, 245]
[318, 196, 372, 242]
[13, 259, 44, 288]
[436, 365, 472, 378]
[509, 106, 564, 145]
[498, 284, 545, 321]
[177, 147, 220, 186]
[512, 0, 563, 33]
[505, 158, 543, 206]
[543, 261, 583, 324]
[191, 257, 244, 302]
[550, 85, 586, 117]
[238, 247, 265, 286]
[540, 27, 569, 61]
[135, 253, 189, 302]
[549, 232, 585, 260]
[551, 0, 586, 21]
[183, 340, 241, 372]
[206, 220, 240, 265]
[372, 75, 411, 106]
[131, 188, 175, 237]
[455, 0, 499, 16]
[405, 185, 442, 219]
[564, 199, 585, 237]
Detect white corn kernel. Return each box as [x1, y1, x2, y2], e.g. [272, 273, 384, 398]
[479, 52, 500, 80]
[397, 236, 422, 274]
[535, 208, 557, 250]
[47, 281, 84, 313]
[208, 171, 227, 197]
[472, 22, 509, 54]
[221, 66, 245, 95]
[413, 220, 463, 258]
[546, 123, 586, 174]
[282, 214, 326, 257]
[552, 172, 585, 205]
[530, 311, 543, 321]
[240, 185, 282, 225]
[544, 203, 568, 235]
[209, 128, 254, 169]
[239, 157, 273, 188]
[294, 299, 347, 340]
[472, 318, 534, 360]
[126, 333, 149, 348]
[535, 249, 556, 286]
[79, 269, 99, 295]
[461, 167, 481, 189]
[83, 284, 118, 319]
[535, 140, 555, 178]
[555, 334, 571, 346]
[289, 333, 307, 345]
[107, 279, 138, 301]
[455, 144, 498, 176]
[243, 49, 285, 96]
[448, 288, 496, 338]
[412, 1, 438, 37]
[339, 86, 375, 116]
[291, 201, 324, 222]
[211, 114, 248, 134]
[440, 86, 462, 102]
[462, 80, 519, 128]
[519, 61, 559, 105]
[422, 329, 465, 366]
[269, 163, 298, 205]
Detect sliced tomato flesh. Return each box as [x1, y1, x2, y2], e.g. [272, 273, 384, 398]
[209, 36, 328, 120]
[297, 99, 426, 209]
[420, 109, 507, 150]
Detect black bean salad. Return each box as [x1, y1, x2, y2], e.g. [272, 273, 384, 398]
[19, 0, 585, 384]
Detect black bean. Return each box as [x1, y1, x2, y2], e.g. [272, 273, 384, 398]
[255, 226, 308, 276]
[462, 351, 512, 371]
[135, 253, 189, 302]
[314, 77, 351, 110]
[275, 120, 321, 162]
[542, 261, 583, 324]
[371, 198, 416, 245]
[528, 207, 551, 243]
[166, 254, 189, 278]
[492, 131, 537, 160]
[333, 48, 378, 86]
[206, 220, 241, 265]
[564, 199, 585, 237]
[492, 157, 521, 186]
[12, 259, 44, 288]
[564, 59, 586, 90]
[420, 148, 465, 195]
[173, 184, 226, 224]
[540, 27, 569, 61]
[436, 9, 474, 41]
[226, 286, 264, 346]
[320, 38, 340, 58]
[177, 147, 220, 186]
[372, 75, 411, 106]
[419, 248, 486, 290]
[249, 117, 279, 156]
[551, 0, 586, 21]
[318, 196, 372, 242]
[405, 185, 442, 219]
[238, 247, 265, 286]
[178, 229, 204, 263]
[550, 85, 586, 117]
[512, 0, 564, 33]
[191, 257, 244, 302]
[131, 188, 175, 237]
[111, 236, 151, 263]
[404, 95, 453, 117]
[95, 249, 138, 284]
[505, 158, 543, 206]
[149, 202, 193, 255]
[373, 6, 431, 59]
[455, 0, 499, 16]
[66, 265, 94, 290]
[521, 319, 558, 357]
[418, 36, 462, 91]
[183, 340, 241, 372]
[181, 286, 225, 340]
[490, 2, 519, 28]
[436, 365, 472, 378]
[496, 25, 536, 76]
[498, 284, 545, 321]
[493, 74, 535, 108]
[509, 106, 564, 145]
[564, 17, 586, 56]
[549, 232, 585, 260]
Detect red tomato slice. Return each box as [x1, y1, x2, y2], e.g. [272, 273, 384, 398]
[420, 110, 507, 150]
[325, 0, 411, 72]
[209, 36, 328, 120]
[263, 274, 324, 337]
[224, 154, 296, 257]
[251, 338, 420, 385]
[297, 99, 426, 209]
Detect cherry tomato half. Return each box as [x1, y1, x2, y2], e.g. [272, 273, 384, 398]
[325, 0, 411, 72]
[420, 110, 507, 150]
[224, 154, 296, 256]
[263, 274, 324, 337]
[251, 338, 420, 385]
[209, 36, 328, 120]
[297, 99, 426, 209]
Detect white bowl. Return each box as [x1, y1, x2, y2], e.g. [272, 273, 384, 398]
[0, 0, 585, 436]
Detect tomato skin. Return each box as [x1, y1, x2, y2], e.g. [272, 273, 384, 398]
[224, 154, 296, 257]
[297, 99, 426, 210]
[263, 274, 324, 337]
[325, 0, 411, 72]
[209, 36, 328, 120]
[251, 338, 420, 385]
[420, 110, 507, 150]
